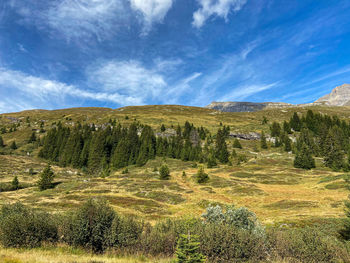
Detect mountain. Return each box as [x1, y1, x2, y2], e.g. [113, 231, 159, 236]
[206, 84, 350, 112]
[206, 101, 294, 112]
[314, 84, 350, 106]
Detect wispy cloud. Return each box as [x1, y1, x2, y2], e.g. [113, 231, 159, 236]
[192, 0, 247, 28]
[130, 0, 174, 34]
[218, 83, 277, 101]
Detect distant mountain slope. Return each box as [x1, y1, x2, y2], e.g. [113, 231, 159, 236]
[206, 102, 294, 112]
[206, 84, 350, 112]
[315, 84, 350, 106]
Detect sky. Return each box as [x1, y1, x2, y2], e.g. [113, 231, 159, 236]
[1, 0, 350, 113]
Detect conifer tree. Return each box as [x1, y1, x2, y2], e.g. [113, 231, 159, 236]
[11, 176, 19, 190]
[283, 133, 292, 152]
[215, 128, 229, 163]
[196, 166, 209, 183]
[233, 138, 242, 149]
[293, 144, 315, 169]
[261, 116, 268, 125]
[283, 121, 292, 134]
[176, 233, 206, 263]
[323, 126, 344, 171]
[38, 164, 55, 191]
[159, 163, 170, 180]
[0, 136, 3, 148]
[207, 153, 217, 168]
[290, 112, 301, 131]
[160, 124, 166, 132]
[260, 131, 268, 149]
[28, 132, 37, 143]
[270, 122, 281, 137]
[10, 141, 17, 150]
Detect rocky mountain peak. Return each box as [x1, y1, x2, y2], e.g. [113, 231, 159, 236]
[315, 84, 350, 106]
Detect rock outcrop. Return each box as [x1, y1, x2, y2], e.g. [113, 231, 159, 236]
[314, 84, 350, 106]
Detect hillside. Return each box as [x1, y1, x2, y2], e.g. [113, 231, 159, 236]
[1, 104, 350, 225]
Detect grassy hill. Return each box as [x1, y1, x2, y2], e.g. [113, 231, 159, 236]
[1, 104, 350, 225]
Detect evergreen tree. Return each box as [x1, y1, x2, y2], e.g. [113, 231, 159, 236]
[324, 127, 344, 171]
[11, 176, 19, 190]
[176, 233, 206, 263]
[28, 132, 37, 143]
[293, 144, 315, 169]
[10, 141, 17, 150]
[136, 126, 156, 166]
[196, 166, 209, 183]
[261, 116, 268, 125]
[207, 153, 217, 168]
[159, 163, 170, 180]
[283, 134, 292, 152]
[0, 136, 4, 147]
[283, 121, 292, 134]
[38, 164, 55, 191]
[270, 122, 281, 137]
[260, 131, 268, 149]
[290, 112, 301, 131]
[233, 138, 242, 149]
[215, 128, 229, 163]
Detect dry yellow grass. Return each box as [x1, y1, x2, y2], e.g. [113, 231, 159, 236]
[0, 246, 173, 263]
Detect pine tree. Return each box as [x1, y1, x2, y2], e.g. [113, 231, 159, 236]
[10, 141, 17, 150]
[176, 233, 206, 263]
[28, 132, 37, 143]
[260, 131, 268, 149]
[283, 121, 292, 134]
[159, 164, 170, 180]
[270, 122, 281, 137]
[11, 176, 19, 190]
[233, 138, 242, 149]
[207, 153, 217, 168]
[215, 128, 229, 163]
[0, 136, 4, 147]
[324, 127, 344, 171]
[196, 166, 209, 183]
[261, 116, 268, 125]
[293, 144, 315, 169]
[290, 112, 301, 132]
[38, 164, 55, 191]
[283, 133, 292, 152]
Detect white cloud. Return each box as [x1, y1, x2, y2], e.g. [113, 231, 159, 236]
[192, 0, 247, 28]
[0, 67, 143, 112]
[88, 60, 167, 102]
[130, 0, 173, 34]
[218, 83, 277, 101]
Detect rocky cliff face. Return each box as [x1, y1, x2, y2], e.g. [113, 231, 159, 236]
[206, 101, 294, 112]
[314, 84, 350, 106]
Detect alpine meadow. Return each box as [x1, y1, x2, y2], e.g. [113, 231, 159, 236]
[2, 1, 350, 262]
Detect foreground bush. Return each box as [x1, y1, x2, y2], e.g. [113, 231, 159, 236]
[0, 203, 57, 248]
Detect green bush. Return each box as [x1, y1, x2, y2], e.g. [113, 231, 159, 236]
[60, 199, 115, 252]
[0, 203, 57, 248]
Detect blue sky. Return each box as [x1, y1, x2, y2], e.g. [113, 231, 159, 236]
[1, 0, 350, 113]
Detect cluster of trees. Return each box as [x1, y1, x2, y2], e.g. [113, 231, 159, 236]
[38, 121, 233, 175]
[270, 110, 350, 170]
[0, 200, 348, 262]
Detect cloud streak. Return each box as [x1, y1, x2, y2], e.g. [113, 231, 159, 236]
[192, 0, 247, 28]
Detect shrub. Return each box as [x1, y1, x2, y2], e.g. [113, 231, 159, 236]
[0, 203, 57, 248]
[159, 164, 170, 180]
[60, 199, 115, 252]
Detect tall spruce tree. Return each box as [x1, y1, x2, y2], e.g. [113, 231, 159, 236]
[324, 126, 344, 171]
[215, 128, 229, 163]
[0, 136, 3, 147]
[293, 144, 315, 169]
[290, 112, 301, 131]
[270, 122, 281, 137]
[28, 132, 37, 143]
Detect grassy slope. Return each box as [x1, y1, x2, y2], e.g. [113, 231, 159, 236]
[1, 105, 350, 223]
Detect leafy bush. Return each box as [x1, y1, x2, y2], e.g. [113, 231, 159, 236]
[60, 199, 115, 252]
[0, 203, 57, 248]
